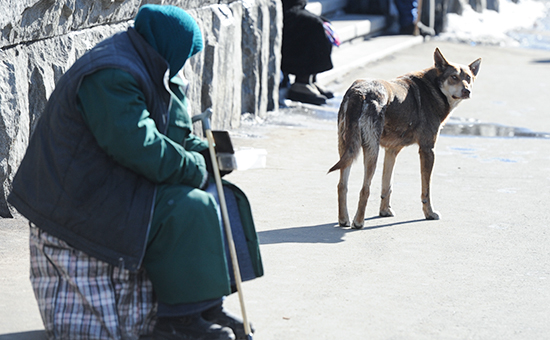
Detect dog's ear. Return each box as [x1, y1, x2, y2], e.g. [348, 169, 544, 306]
[434, 48, 449, 71]
[469, 58, 482, 77]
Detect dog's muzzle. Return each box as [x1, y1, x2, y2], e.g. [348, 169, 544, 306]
[454, 88, 471, 100]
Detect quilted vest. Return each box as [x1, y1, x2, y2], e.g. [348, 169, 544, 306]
[9, 28, 171, 271]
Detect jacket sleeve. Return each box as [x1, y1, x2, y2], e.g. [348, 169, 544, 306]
[167, 76, 209, 153]
[77, 68, 208, 188]
[168, 76, 208, 152]
[185, 133, 209, 152]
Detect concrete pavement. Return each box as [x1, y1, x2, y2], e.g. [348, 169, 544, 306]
[2, 39, 550, 339]
[227, 40, 550, 339]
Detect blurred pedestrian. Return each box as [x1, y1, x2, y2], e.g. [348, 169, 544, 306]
[395, 0, 419, 34]
[281, 0, 336, 105]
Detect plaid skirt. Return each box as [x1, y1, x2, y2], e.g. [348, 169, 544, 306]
[29, 225, 156, 340]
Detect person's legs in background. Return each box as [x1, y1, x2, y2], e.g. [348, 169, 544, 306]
[281, 7, 335, 105]
[395, 0, 419, 34]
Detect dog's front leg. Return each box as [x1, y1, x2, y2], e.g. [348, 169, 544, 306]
[337, 167, 352, 227]
[419, 146, 440, 220]
[379, 147, 402, 217]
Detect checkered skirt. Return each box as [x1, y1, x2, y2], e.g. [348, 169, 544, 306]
[29, 225, 157, 340]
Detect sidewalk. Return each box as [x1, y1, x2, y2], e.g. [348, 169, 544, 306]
[227, 39, 550, 339]
[317, 34, 424, 84]
[2, 38, 550, 339]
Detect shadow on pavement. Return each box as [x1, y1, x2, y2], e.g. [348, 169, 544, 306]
[258, 218, 425, 244]
[258, 223, 346, 244]
[360, 217, 427, 230]
[0, 331, 47, 340]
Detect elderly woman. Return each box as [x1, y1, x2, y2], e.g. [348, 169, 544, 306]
[9, 5, 262, 340]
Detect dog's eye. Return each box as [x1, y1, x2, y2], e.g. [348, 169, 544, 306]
[451, 75, 459, 81]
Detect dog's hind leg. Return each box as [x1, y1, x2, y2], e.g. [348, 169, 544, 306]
[352, 143, 379, 229]
[419, 145, 440, 220]
[332, 90, 365, 227]
[337, 166, 351, 227]
[379, 146, 402, 217]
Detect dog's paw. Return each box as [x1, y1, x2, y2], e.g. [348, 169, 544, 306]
[338, 221, 350, 228]
[425, 211, 441, 220]
[351, 221, 364, 229]
[379, 208, 395, 217]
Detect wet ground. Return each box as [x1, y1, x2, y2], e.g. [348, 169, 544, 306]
[264, 92, 550, 140]
[442, 117, 550, 138]
[262, 0, 550, 140]
[270, 0, 550, 140]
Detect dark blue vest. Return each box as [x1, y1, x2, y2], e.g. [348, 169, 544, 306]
[9, 28, 171, 271]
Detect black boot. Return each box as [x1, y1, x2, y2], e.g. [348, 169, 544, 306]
[311, 74, 334, 99]
[152, 313, 235, 340]
[287, 74, 327, 105]
[287, 82, 327, 105]
[313, 82, 334, 99]
[202, 304, 254, 340]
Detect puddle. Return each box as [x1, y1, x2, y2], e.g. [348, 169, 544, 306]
[441, 117, 550, 138]
[271, 90, 550, 139]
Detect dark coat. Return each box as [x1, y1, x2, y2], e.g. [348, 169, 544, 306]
[9, 28, 176, 272]
[281, 0, 333, 75]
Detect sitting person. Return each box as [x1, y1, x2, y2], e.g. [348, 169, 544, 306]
[281, 0, 335, 105]
[9, 5, 262, 340]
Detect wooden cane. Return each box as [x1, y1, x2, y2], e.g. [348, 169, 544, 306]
[197, 109, 254, 340]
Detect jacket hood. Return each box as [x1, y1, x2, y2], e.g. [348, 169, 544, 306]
[134, 5, 203, 78]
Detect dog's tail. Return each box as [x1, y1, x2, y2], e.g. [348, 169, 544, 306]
[328, 90, 364, 173]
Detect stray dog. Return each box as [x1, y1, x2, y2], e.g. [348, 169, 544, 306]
[328, 48, 481, 229]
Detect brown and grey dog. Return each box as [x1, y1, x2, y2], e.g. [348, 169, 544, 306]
[328, 48, 481, 229]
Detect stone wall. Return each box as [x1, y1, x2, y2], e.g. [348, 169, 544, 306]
[0, 0, 283, 217]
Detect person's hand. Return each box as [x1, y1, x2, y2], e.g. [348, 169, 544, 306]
[199, 149, 214, 175]
[198, 149, 232, 177]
